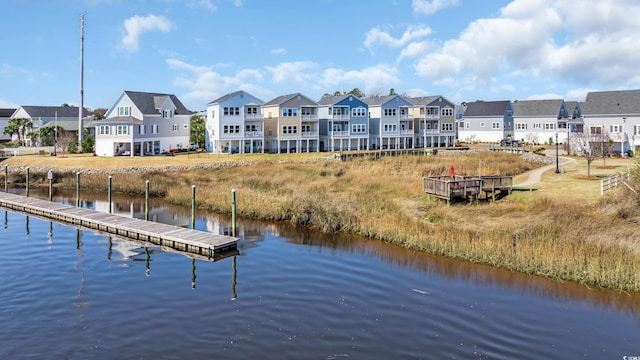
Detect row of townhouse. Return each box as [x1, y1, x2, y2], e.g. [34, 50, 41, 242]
[458, 89, 640, 156]
[3, 88, 638, 157]
[206, 90, 457, 154]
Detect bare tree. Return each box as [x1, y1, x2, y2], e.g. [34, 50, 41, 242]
[525, 133, 539, 150]
[573, 131, 599, 178]
[366, 88, 383, 98]
[56, 132, 75, 157]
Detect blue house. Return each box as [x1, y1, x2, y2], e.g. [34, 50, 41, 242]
[318, 94, 369, 151]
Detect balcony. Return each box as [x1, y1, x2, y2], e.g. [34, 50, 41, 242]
[418, 114, 439, 120]
[301, 114, 319, 121]
[330, 131, 349, 137]
[301, 131, 319, 138]
[400, 129, 414, 135]
[420, 129, 440, 135]
[245, 131, 263, 138]
[330, 114, 350, 121]
[245, 113, 264, 121]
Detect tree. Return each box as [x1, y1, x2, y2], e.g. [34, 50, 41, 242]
[39, 125, 64, 146]
[525, 133, 539, 150]
[367, 88, 383, 98]
[573, 131, 599, 178]
[81, 134, 94, 153]
[389, 88, 397, 96]
[347, 88, 364, 98]
[56, 132, 75, 157]
[190, 114, 206, 148]
[332, 90, 343, 96]
[5, 118, 33, 146]
[92, 108, 107, 120]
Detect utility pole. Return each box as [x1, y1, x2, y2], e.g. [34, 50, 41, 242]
[78, 12, 85, 148]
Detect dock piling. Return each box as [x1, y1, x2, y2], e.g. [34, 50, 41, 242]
[26, 167, 30, 197]
[191, 184, 196, 229]
[231, 189, 237, 237]
[108, 176, 112, 214]
[145, 180, 150, 221]
[76, 172, 80, 207]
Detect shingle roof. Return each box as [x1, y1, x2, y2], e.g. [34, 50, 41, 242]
[207, 90, 264, 105]
[463, 101, 511, 117]
[124, 91, 192, 115]
[0, 108, 16, 117]
[317, 94, 350, 106]
[18, 106, 91, 118]
[512, 99, 563, 117]
[408, 96, 440, 106]
[85, 116, 144, 127]
[580, 89, 640, 115]
[263, 93, 317, 106]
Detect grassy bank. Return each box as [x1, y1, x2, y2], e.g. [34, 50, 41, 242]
[3, 151, 640, 292]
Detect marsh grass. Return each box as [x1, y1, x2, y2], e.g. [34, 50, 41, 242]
[5, 152, 640, 292]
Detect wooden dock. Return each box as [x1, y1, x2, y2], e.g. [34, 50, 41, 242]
[422, 175, 513, 204]
[0, 191, 238, 258]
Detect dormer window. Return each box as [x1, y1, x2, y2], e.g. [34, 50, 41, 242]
[118, 106, 130, 116]
[163, 109, 173, 118]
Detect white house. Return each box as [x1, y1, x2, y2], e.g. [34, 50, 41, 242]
[206, 90, 265, 154]
[95, 91, 192, 156]
[512, 99, 570, 145]
[458, 100, 513, 143]
[579, 89, 640, 156]
[365, 95, 415, 150]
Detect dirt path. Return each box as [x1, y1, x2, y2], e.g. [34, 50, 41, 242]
[514, 156, 576, 187]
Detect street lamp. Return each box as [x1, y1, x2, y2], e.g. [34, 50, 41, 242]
[555, 132, 560, 174]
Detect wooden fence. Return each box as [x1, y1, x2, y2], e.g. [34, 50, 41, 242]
[600, 171, 632, 195]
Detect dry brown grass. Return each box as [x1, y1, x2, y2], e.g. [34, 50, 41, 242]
[3, 150, 640, 292]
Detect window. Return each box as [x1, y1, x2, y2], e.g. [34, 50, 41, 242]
[533, 123, 541, 129]
[173, 124, 179, 131]
[544, 123, 556, 130]
[152, 124, 158, 134]
[116, 125, 129, 135]
[383, 124, 397, 132]
[301, 108, 312, 116]
[441, 108, 453, 116]
[301, 125, 311, 133]
[352, 124, 366, 133]
[480, 122, 485, 128]
[99, 125, 110, 135]
[223, 125, 229, 134]
[139, 125, 145, 135]
[118, 106, 130, 116]
[282, 125, 297, 134]
[234, 107, 240, 115]
[441, 123, 453, 131]
[610, 125, 621, 133]
[590, 126, 602, 135]
[516, 123, 527, 130]
[163, 109, 172, 118]
[211, 110, 215, 119]
[223, 107, 229, 116]
[465, 122, 470, 129]
[352, 107, 366, 117]
[384, 108, 397, 116]
[282, 108, 298, 117]
[234, 125, 240, 133]
[492, 122, 500, 129]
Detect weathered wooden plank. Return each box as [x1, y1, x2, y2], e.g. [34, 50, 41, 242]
[0, 191, 238, 257]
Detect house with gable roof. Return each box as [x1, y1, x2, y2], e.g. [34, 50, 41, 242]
[206, 90, 265, 154]
[262, 93, 319, 153]
[317, 94, 369, 151]
[0, 108, 17, 142]
[511, 99, 570, 145]
[409, 95, 456, 148]
[579, 89, 640, 156]
[11, 105, 92, 146]
[458, 100, 513, 143]
[94, 90, 192, 156]
[366, 95, 415, 150]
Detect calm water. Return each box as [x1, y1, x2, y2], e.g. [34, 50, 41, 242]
[1, 190, 639, 359]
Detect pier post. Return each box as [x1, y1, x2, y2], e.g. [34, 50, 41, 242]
[4, 165, 7, 192]
[49, 177, 53, 202]
[76, 172, 80, 207]
[108, 176, 112, 214]
[145, 180, 150, 221]
[26, 167, 29, 197]
[231, 189, 237, 237]
[191, 185, 196, 229]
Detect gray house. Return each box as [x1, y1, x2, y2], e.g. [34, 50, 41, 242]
[512, 99, 569, 145]
[458, 101, 513, 143]
[0, 108, 16, 143]
[366, 95, 415, 149]
[10, 105, 92, 146]
[95, 91, 192, 156]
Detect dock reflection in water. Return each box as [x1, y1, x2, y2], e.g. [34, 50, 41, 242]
[1, 188, 639, 359]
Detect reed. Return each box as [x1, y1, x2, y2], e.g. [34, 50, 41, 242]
[7, 151, 640, 292]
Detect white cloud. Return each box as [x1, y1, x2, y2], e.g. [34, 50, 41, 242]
[270, 48, 288, 55]
[121, 14, 175, 52]
[412, 0, 459, 15]
[166, 59, 264, 106]
[266, 61, 317, 83]
[413, 0, 640, 92]
[398, 41, 432, 61]
[318, 65, 400, 95]
[364, 24, 432, 50]
[189, 0, 217, 12]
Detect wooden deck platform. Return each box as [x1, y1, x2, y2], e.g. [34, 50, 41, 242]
[422, 175, 513, 204]
[0, 191, 238, 258]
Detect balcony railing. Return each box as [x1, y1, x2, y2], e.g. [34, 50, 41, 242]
[417, 114, 439, 120]
[330, 131, 349, 137]
[399, 129, 414, 135]
[301, 115, 319, 121]
[301, 131, 319, 137]
[245, 114, 264, 120]
[245, 131, 263, 137]
[330, 114, 350, 121]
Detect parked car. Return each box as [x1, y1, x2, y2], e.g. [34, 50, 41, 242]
[500, 137, 521, 147]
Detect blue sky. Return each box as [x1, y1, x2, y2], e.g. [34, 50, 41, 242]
[2, 0, 640, 112]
